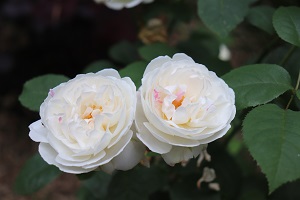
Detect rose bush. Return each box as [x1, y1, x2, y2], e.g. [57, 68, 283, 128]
[135, 53, 236, 165]
[29, 69, 145, 174]
[94, 0, 154, 10]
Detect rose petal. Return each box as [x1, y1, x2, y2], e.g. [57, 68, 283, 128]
[112, 139, 146, 171]
[161, 146, 194, 166]
[143, 55, 171, 76]
[144, 122, 201, 147]
[96, 68, 121, 79]
[83, 130, 133, 169]
[29, 120, 48, 143]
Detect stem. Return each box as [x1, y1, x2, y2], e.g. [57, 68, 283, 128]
[279, 45, 296, 67]
[286, 71, 300, 110]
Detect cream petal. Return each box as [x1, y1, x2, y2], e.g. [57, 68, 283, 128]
[58, 165, 96, 174]
[144, 122, 201, 147]
[125, 0, 143, 8]
[161, 146, 194, 166]
[101, 162, 115, 174]
[143, 55, 171, 76]
[39, 143, 58, 165]
[136, 125, 172, 154]
[83, 130, 133, 169]
[112, 139, 146, 171]
[29, 120, 48, 143]
[105, 2, 124, 10]
[172, 107, 189, 124]
[96, 68, 121, 79]
[191, 144, 207, 157]
[197, 125, 231, 144]
[55, 151, 106, 167]
[172, 53, 195, 63]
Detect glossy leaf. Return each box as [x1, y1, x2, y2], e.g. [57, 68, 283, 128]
[138, 43, 178, 61]
[197, 0, 252, 37]
[106, 166, 167, 200]
[243, 104, 300, 193]
[247, 6, 275, 34]
[109, 41, 138, 64]
[14, 153, 61, 195]
[80, 171, 112, 199]
[222, 64, 293, 110]
[273, 6, 300, 47]
[119, 61, 147, 88]
[19, 74, 69, 112]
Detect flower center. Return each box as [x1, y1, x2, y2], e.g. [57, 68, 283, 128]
[172, 90, 185, 109]
[172, 95, 184, 109]
[82, 104, 103, 120]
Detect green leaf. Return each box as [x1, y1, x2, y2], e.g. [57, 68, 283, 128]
[243, 104, 300, 193]
[106, 166, 167, 200]
[246, 6, 275, 35]
[197, 0, 252, 37]
[81, 171, 112, 199]
[138, 43, 178, 61]
[109, 41, 138, 64]
[14, 153, 61, 195]
[82, 60, 114, 73]
[19, 74, 69, 112]
[297, 90, 300, 100]
[273, 6, 300, 47]
[119, 61, 147, 88]
[222, 64, 293, 110]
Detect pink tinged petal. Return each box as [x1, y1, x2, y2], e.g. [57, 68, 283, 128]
[143, 55, 171, 76]
[112, 139, 146, 171]
[161, 146, 194, 166]
[49, 89, 55, 97]
[96, 68, 121, 79]
[29, 120, 48, 143]
[143, 122, 201, 147]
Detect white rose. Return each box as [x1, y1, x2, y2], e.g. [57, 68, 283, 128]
[29, 69, 145, 174]
[135, 53, 236, 166]
[94, 0, 154, 10]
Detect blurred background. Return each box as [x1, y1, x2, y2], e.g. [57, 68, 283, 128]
[1, 0, 300, 199]
[0, 0, 140, 199]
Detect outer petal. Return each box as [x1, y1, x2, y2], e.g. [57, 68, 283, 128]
[161, 146, 194, 166]
[112, 139, 146, 171]
[96, 68, 121, 79]
[29, 120, 48, 143]
[143, 55, 171, 77]
[135, 92, 172, 153]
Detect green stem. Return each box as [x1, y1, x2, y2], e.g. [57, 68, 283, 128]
[286, 71, 300, 110]
[279, 45, 296, 67]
